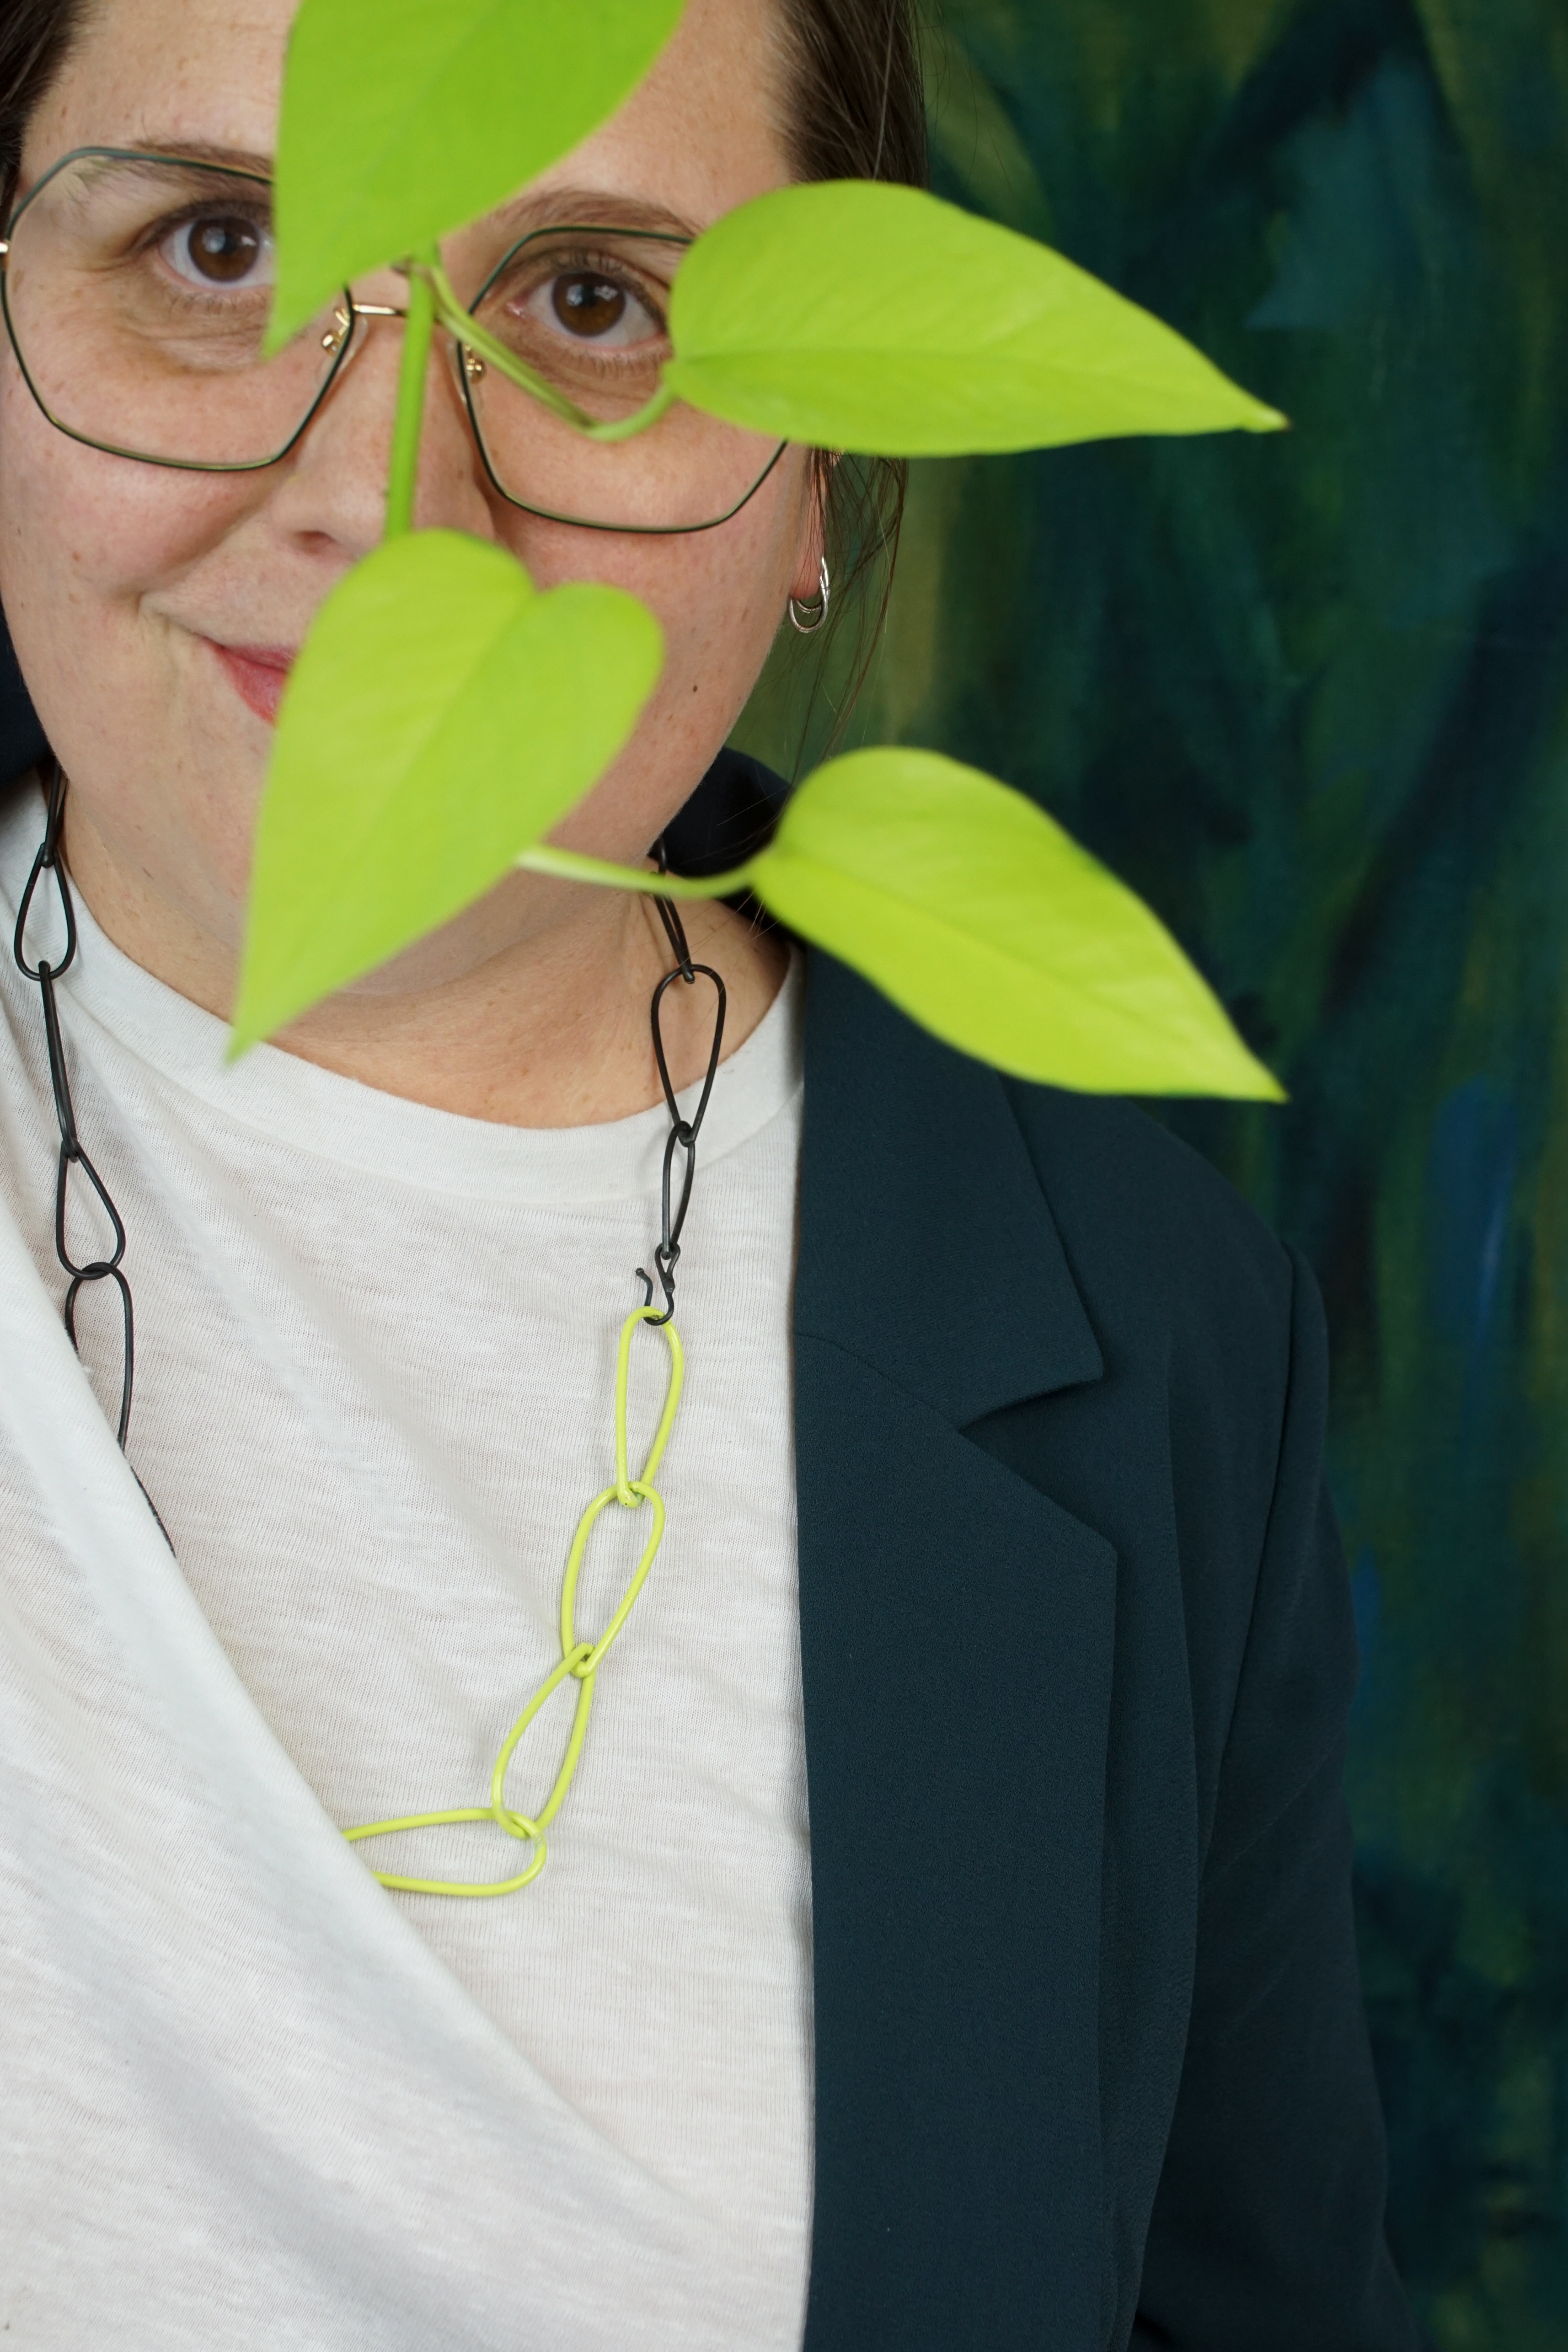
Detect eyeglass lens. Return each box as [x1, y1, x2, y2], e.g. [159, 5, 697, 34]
[2, 150, 785, 533]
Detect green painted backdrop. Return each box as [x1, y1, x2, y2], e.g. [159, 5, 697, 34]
[740, 1, 1568, 2341]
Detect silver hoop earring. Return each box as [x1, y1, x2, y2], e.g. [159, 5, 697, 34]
[788, 557, 831, 636]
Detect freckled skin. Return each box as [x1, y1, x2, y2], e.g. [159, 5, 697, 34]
[0, 0, 817, 1122]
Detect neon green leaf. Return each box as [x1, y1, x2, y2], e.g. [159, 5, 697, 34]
[269, 0, 685, 348]
[665, 181, 1285, 455]
[233, 532, 663, 1050]
[750, 748, 1283, 1098]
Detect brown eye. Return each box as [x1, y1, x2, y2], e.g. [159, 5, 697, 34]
[552, 273, 628, 338]
[189, 218, 259, 281]
[165, 214, 272, 288]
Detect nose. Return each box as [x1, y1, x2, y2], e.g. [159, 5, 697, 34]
[261, 276, 497, 562]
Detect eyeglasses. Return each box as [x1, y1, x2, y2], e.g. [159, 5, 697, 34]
[0, 147, 788, 534]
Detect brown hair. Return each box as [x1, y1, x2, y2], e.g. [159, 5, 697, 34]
[1, 0, 926, 726]
[0, 0, 86, 196]
[774, 0, 927, 740]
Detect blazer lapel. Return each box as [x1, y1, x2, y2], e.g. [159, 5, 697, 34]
[795, 956, 1117, 2352]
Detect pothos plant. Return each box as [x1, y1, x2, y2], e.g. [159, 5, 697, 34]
[234, 0, 1287, 1105]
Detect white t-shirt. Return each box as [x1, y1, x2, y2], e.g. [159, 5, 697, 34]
[0, 779, 813, 2349]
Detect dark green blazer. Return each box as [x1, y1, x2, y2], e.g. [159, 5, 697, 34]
[792, 950, 1416, 2352]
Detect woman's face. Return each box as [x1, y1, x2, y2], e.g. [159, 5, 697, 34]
[0, 0, 818, 1005]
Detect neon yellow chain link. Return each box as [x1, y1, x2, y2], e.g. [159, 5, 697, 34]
[343, 1306, 685, 1897]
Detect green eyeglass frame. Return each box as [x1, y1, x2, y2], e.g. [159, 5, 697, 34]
[0, 145, 788, 536]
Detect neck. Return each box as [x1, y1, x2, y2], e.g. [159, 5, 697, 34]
[60, 793, 788, 1128]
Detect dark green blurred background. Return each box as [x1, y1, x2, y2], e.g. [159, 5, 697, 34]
[741, 2, 1568, 2340]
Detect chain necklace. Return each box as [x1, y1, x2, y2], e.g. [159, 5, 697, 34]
[13, 763, 135, 1445]
[12, 764, 728, 1897]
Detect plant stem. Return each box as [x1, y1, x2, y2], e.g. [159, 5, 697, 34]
[517, 844, 756, 900]
[425, 261, 588, 426]
[384, 250, 438, 538]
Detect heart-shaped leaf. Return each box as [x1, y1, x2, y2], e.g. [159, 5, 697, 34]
[666, 180, 1285, 455]
[269, 0, 685, 348]
[750, 747, 1283, 1098]
[233, 531, 663, 1050]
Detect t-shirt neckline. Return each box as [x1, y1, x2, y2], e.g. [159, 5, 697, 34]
[0, 780, 804, 1208]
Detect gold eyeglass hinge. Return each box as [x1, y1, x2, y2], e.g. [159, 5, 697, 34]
[321, 297, 408, 351]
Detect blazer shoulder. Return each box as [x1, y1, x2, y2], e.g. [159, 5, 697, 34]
[1000, 1081, 1297, 1368]
[798, 951, 1303, 1434]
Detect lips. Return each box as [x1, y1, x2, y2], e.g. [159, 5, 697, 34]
[209, 641, 295, 726]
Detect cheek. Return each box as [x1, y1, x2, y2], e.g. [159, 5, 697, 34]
[0, 364, 257, 664]
[499, 456, 805, 717]
[0, 362, 282, 930]
[0, 361, 268, 882]
[497, 464, 808, 865]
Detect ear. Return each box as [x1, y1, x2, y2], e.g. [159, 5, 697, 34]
[787, 450, 833, 605]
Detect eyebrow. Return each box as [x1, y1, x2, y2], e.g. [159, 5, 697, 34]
[116, 148, 700, 241]
[120, 138, 274, 176]
[485, 186, 702, 243]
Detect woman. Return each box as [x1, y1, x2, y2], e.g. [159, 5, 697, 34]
[0, 0, 1418, 2345]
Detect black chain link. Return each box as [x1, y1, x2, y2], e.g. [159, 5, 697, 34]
[13, 763, 138, 1449]
[637, 842, 726, 1325]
